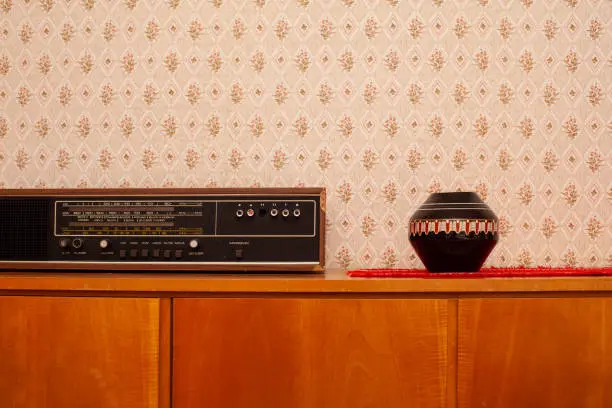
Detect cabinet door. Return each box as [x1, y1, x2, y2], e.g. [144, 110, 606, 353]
[0, 296, 161, 408]
[459, 298, 612, 408]
[173, 298, 449, 408]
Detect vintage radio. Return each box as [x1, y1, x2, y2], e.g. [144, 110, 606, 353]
[0, 188, 325, 272]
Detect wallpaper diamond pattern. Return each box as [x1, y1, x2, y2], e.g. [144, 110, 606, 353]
[0, 0, 610, 268]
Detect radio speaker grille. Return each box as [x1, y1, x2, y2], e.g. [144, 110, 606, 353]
[0, 198, 49, 260]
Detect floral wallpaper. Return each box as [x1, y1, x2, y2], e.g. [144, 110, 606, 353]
[0, 0, 609, 269]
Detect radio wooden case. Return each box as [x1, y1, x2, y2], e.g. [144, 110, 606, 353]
[0, 188, 326, 272]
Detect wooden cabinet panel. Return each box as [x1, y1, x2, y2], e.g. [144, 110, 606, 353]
[173, 298, 449, 408]
[458, 298, 612, 408]
[0, 296, 160, 408]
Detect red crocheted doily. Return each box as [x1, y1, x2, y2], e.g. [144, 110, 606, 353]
[346, 266, 612, 278]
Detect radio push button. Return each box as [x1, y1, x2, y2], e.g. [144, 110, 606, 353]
[141, 249, 149, 258]
[153, 249, 161, 258]
[163, 250, 171, 259]
[175, 250, 183, 259]
[119, 250, 127, 259]
[130, 249, 138, 258]
[234, 248, 244, 260]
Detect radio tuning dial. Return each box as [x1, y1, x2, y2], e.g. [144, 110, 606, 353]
[99, 239, 110, 249]
[189, 239, 199, 249]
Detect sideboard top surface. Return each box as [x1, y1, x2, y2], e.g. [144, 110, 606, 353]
[1, 269, 612, 295]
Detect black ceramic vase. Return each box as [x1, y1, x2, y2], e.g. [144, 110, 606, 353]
[409, 192, 499, 272]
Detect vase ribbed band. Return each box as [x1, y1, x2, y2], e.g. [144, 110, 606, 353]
[409, 219, 499, 236]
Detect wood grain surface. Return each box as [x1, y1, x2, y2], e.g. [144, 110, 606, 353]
[0, 262, 326, 272]
[173, 298, 449, 408]
[0, 296, 160, 408]
[0, 187, 325, 196]
[158, 298, 172, 408]
[458, 298, 612, 408]
[3, 270, 612, 294]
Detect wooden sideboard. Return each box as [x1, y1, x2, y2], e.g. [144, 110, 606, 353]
[1, 270, 612, 408]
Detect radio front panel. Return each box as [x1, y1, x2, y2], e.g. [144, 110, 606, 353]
[0, 188, 325, 272]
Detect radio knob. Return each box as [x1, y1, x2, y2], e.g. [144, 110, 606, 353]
[59, 239, 70, 249]
[189, 239, 199, 249]
[99, 239, 110, 249]
[72, 238, 83, 249]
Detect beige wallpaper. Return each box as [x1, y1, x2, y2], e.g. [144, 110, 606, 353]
[0, 0, 610, 269]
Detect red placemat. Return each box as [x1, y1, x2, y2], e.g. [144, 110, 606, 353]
[346, 266, 612, 278]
